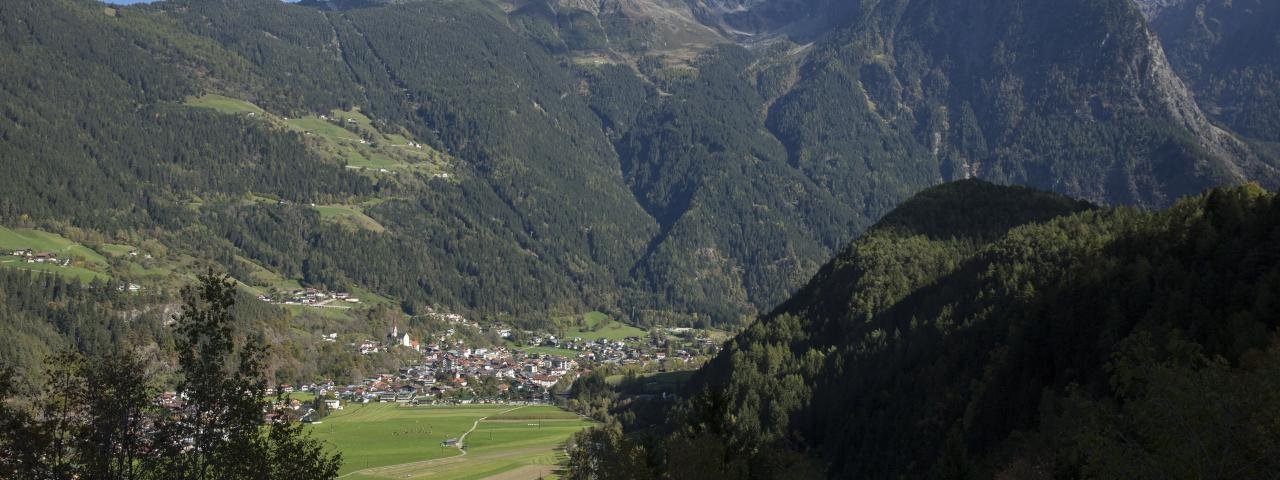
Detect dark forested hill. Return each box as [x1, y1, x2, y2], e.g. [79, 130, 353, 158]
[570, 180, 1280, 479]
[1, 0, 1277, 329]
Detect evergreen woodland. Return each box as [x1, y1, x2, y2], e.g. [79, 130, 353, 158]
[566, 180, 1280, 479]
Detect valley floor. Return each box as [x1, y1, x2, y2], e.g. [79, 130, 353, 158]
[308, 404, 590, 480]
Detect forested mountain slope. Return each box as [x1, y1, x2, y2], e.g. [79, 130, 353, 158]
[1, 0, 1277, 328]
[607, 180, 1280, 478]
[1, 0, 656, 319]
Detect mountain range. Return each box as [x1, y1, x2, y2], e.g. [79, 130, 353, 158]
[1, 0, 1276, 326]
[4, 0, 1280, 476]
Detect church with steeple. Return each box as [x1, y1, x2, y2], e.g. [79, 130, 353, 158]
[388, 323, 413, 349]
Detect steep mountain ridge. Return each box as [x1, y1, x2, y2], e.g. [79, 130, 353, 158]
[621, 180, 1280, 478]
[1144, 0, 1280, 144]
[600, 0, 1278, 320]
[766, 0, 1276, 207]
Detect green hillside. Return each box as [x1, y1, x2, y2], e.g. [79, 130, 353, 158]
[563, 311, 648, 341]
[0, 226, 108, 265]
[572, 181, 1280, 478]
[186, 94, 449, 176]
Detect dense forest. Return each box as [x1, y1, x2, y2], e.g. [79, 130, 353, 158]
[565, 180, 1280, 478]
[0, 275, 341, 479]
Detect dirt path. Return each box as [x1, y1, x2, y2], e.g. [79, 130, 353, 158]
[458, 405, 525, 452]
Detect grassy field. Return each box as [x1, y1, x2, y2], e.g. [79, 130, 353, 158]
[0, 226, 108, 266]
[127, 262, 175, 280]
[0, 258, 108, 282]
[0, 226, 113, 281]
[347, 284, 395, 308]
[307, 404, 589, 480]
[562, 311, 647, 341]
[185, 93, 267, 115]
[288, 116, 363, 142]
[284, 391, 317, 402]
[185, 95, 448, 176]
[313, 204, 386, 232]
[98, 243, 136, 257]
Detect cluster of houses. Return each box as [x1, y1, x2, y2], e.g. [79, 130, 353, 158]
[132, 320, 722, 427]
[258, 288, 360, 307]
[7, 249, 70, 267]
[335, 319, 716, 400]
[349, 328, 575, 392]
[229, 310, 720, 418]
[505, 323, 717, 367]
[537, 336, 709, 367]
[265, 350, 573, 409]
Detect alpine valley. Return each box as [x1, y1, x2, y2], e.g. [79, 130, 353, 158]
[0, 0, 1278, 478]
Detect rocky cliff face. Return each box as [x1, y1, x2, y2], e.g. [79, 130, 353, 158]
[1144, 0, 1280, 144]
[516, 0, 853, 49]
[687, 0, 854, 40]
[1136, 26, 1271, 185]
[1131, 0, 1186, 19]
[502, 0, 726, 53]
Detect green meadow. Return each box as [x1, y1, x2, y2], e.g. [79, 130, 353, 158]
[0, 226, 108, 266]
[184, 93, 268, 116]
[562, 311, 647, 341]
[0, 259, 107, 282]
[307, 403, 589, 480]
[184, 95, 448, 176]
[0, 226, 111, 281]
[313, 204, 386, 233]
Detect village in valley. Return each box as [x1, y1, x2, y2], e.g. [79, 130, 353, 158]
[250, 309, 722, 421]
